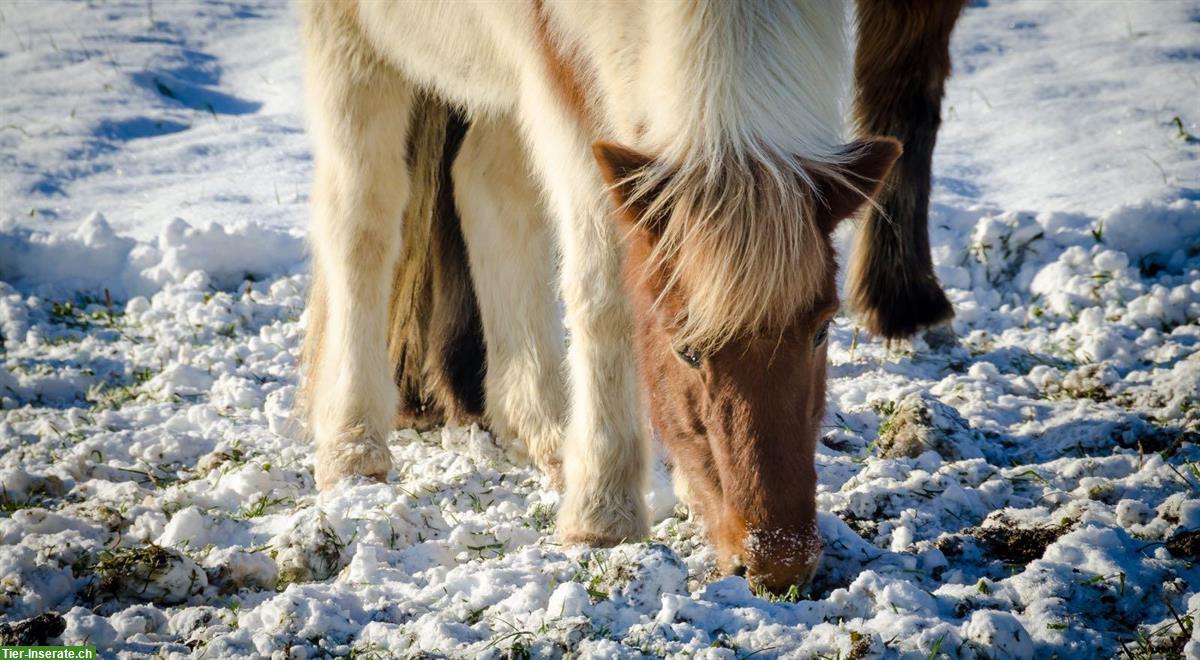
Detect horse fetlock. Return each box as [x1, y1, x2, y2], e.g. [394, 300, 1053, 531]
[523, 424, 565, 491]
[485, 404, 564, 489]
[921, 321, 960, 352]
[509, 430, 563, 490]
[669, 464, 699, 516]
[557, 483, 649, 547]
[535, 453, 565, 493]
[510, 435, 565, 491]
[314, 423, 393, 491]
[852, 271, 954, 340]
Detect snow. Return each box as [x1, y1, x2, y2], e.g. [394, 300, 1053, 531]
[1, 0, 1199, 657]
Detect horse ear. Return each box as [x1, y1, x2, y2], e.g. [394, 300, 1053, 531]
[594, 140, 661, 214]
[593, 141, 670, 245]
[812, 137, 902, 233]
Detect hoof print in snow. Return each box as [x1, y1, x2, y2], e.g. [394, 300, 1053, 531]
[876, 393, 981, 461]
[272, 510, 347, 586]
[968, 515, 1068, 564]
[0, 612, 66, 646]
[94, 545, 207, 605]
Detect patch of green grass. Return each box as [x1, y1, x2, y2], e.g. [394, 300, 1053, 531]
[873, 400, 899, 440]
[1121, 608, 1193, 660]
[465, 540, 505, 559]
[348, 642, 395, 660]
[754, 583, 803, 603]
[926, 634, 946, 660]
[114, 462, 180, 489]
[527, 503, 555, 532]
[483, 623, 537, 659]
[91, 544, 184, 596]
[0, 489, 36, 514]
[48, 293, 125, 330]
[233, 493, 293, 520]
[86, 381, 144, 409]
[1173, 116, 1197, 142]
[85, 363, 161, 410]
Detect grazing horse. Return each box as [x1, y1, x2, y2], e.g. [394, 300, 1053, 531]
[298, 0, 963, 590]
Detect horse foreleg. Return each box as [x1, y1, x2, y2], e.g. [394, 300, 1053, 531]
[454, 115, 567, 487]
[552, 184, 650, 545]
[517, 95, 649, 545]
[847, 0, 965, 339]
[301, 1, 415, 490]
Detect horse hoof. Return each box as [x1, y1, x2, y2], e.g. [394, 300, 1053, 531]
[922, 322, 959, 350]
[314, 430, 394, 491]
[556, 495, 648, 547]
[559, 531, 624, 548]
[315, 469, 389, 492]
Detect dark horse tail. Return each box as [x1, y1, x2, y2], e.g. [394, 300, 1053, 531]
[847, 0, 964, 339]
[386, 92, 486, 429]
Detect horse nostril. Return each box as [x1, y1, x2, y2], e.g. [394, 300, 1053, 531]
[730, 558, 748, 578]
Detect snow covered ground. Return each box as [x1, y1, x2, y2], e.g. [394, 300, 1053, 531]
[1, 0, 1199, 657]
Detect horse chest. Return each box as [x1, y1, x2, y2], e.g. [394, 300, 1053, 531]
[354, 1, 525, 112]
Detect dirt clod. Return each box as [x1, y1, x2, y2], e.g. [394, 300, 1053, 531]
[94, 544, 208, 605]
[273, 510, 347, 586]
[0, 612, 66, 645]
[968, 518, 1067, 564]
[1166, 529, 1200, 559]
[877, 393, 980, 461]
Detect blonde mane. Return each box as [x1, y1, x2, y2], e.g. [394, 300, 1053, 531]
[631, 149, 854, 352]
[623, 1, 855, 351]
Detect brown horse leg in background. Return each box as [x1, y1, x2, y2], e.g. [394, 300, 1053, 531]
[848, 0, 966, 339]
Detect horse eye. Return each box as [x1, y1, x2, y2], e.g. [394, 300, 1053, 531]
[676, 345, 702, 368]
[813, 321, 831, 349]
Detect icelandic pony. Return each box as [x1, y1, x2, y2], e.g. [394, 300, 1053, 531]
[298, 0, 963, 590]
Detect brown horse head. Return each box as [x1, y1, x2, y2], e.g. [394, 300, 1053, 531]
[594, 138, 900, 591]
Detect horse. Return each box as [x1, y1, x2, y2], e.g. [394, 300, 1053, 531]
[298, 0, 964, 591]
